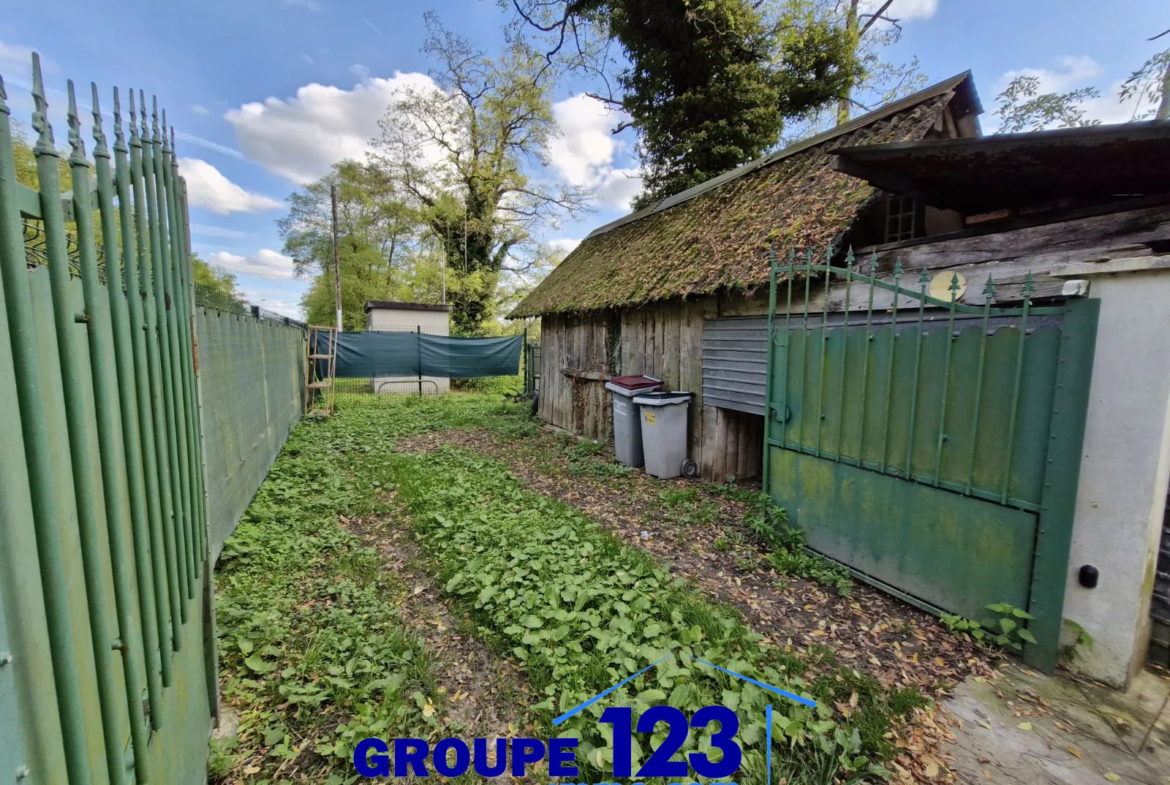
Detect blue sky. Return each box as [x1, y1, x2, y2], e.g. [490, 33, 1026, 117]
[2, 0, 1166, 318]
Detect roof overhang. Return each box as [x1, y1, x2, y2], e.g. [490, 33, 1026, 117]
[831, 121, 1170, 214]
[364, 300, 451, 313]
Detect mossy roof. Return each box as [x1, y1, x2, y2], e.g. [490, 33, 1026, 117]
[511, 73, 974, 318]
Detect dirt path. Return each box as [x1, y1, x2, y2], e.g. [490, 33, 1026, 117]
[396, 426, 1000, 783]
[345, 511, 538, 780]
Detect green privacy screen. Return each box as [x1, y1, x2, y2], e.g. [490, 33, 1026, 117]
[198, 308, 305, 561]
[318, 332, 523, 378]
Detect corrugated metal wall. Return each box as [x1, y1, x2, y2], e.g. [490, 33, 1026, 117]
[198, 309, 304, 561]
[701, 317, 768, 416]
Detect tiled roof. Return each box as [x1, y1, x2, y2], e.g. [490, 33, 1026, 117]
[511, 73, 973, 317]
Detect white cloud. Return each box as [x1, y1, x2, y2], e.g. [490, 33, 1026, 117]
[990, 56, 1153, 131]
[998, 55, 1102, 94]
[190, 104, 210, 116]
[179, 158, 283, 215]
[175, 131, 244, 159]
[860, 0, 938, 22]
[240, 288, 305, 320]
[224, 71, 437, 184]
[350, 64, 370, 80]
[549, 94, 643, 210]
[210, 249, 296, 279]
[549, 238, 582, 255]
[190, 223, 255, 240]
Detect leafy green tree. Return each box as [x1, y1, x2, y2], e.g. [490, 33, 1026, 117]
[997, 32, 1169, 132]
[994, 76, 1102, 133]
[373, 13, 587, 334]
[508, 0, 861, 206]
[191, 253, 241, 304]
[279, 159, 427, 329]
[1121, 32, 1170, 121]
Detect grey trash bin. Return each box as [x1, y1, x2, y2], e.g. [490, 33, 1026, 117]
[605, 375, 662, 467]
[633, 391, 693, 479]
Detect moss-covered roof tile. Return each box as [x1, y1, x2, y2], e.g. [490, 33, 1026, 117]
[511, 75, 971, 318]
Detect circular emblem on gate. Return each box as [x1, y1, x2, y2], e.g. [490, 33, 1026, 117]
[930, 271, 966, 302]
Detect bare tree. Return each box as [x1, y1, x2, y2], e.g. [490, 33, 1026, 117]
[374, 13, 589, 332]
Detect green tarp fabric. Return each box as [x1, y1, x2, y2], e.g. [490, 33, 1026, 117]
[318, 332, 522, 379]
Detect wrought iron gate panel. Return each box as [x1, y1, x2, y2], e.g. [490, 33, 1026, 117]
[763, 250, 1099, 672]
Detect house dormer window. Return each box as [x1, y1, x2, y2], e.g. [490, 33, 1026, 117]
[885, 193, 921, 243]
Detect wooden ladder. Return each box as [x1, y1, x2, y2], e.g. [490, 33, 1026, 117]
[305, 324, 338, 415]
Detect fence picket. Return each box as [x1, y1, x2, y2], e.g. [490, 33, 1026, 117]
[35, 59, 128, 785]
[99, 83, 165, 737]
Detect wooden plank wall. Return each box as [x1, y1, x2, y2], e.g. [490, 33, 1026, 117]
[537, 312, 613, 442]
[537, 299, 765, 482]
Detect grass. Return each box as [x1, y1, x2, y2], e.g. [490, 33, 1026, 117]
[214, 395, 925, 784]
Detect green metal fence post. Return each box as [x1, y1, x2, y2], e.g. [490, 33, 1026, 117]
[149, 98, 194, 607]
[158, 110, 197, 591]
[102, 86, 165, 729]
[761, 245, 779, 496]
[879, 260, 904, 474]
[1025, 296, 1100, 672]
[69, 80, 152, 784]
[129, 89, 181, 666]
[34, 61, 127, 785]
[834, 249, 854, 460]
[854, 253, 877, 467]
[0, 70, 71, 785]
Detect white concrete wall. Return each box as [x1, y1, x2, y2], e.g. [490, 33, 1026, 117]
[1057, 258, 1170, 688]
[366, 306, 451, 395]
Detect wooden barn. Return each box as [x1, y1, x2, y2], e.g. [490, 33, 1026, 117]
[510, 72, 984, 481]
[512, 71, 1170, 684]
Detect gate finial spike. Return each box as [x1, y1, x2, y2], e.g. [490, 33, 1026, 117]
[0, 74, 8, 115]
[67, 80, 88, 165]
[869, 250, 879, 276]
[949, 273, 961, 299]
[112, 87, 127, 152]
[138, 89, 149, 139]
[151, 95, 160, 143]
[31, 52, 56, 155]
[893, 258, 904, 278]
[844, 246, 854, 270]
[162, 108, 170, 153]
[1021, 271, 1036, 299]
[983, 274, 997, 301]
[90, 83, 109, 159]
[918, 268, 930, 288]
[128, 88, 141, 147]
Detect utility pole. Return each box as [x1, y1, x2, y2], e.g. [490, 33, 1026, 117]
[331, 183, 342, 332]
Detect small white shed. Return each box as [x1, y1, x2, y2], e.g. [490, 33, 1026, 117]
[364, 300, 451, 395]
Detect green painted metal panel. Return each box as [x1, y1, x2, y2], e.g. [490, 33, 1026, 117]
[772, 318, 1062, 509]
[1025, 298, 1101, 672]
[763, 256, 1099, 672]
[770, 447, 1037, 620]
[197, 308, 304, 561]
[28, 269, 114, 784]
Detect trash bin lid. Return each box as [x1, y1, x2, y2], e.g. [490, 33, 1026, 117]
[633, 391, 693, 406]
[605, 375, 662, 394]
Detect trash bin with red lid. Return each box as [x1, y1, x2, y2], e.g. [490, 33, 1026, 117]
[604, 375, 662, 467]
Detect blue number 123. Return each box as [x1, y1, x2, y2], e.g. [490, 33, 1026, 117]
[598, 705, 742, 778]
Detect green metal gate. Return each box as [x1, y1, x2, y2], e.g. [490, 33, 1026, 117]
[762, 250, 1098, 671]
[0, 58, 213, 784]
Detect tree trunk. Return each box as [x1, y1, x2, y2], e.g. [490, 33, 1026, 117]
[836, 0, 860, 126]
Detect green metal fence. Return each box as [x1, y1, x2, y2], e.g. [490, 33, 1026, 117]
[0, 55, 303, 784]
[762, 249, 1098, 672]
[199, 308, 305, 560]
